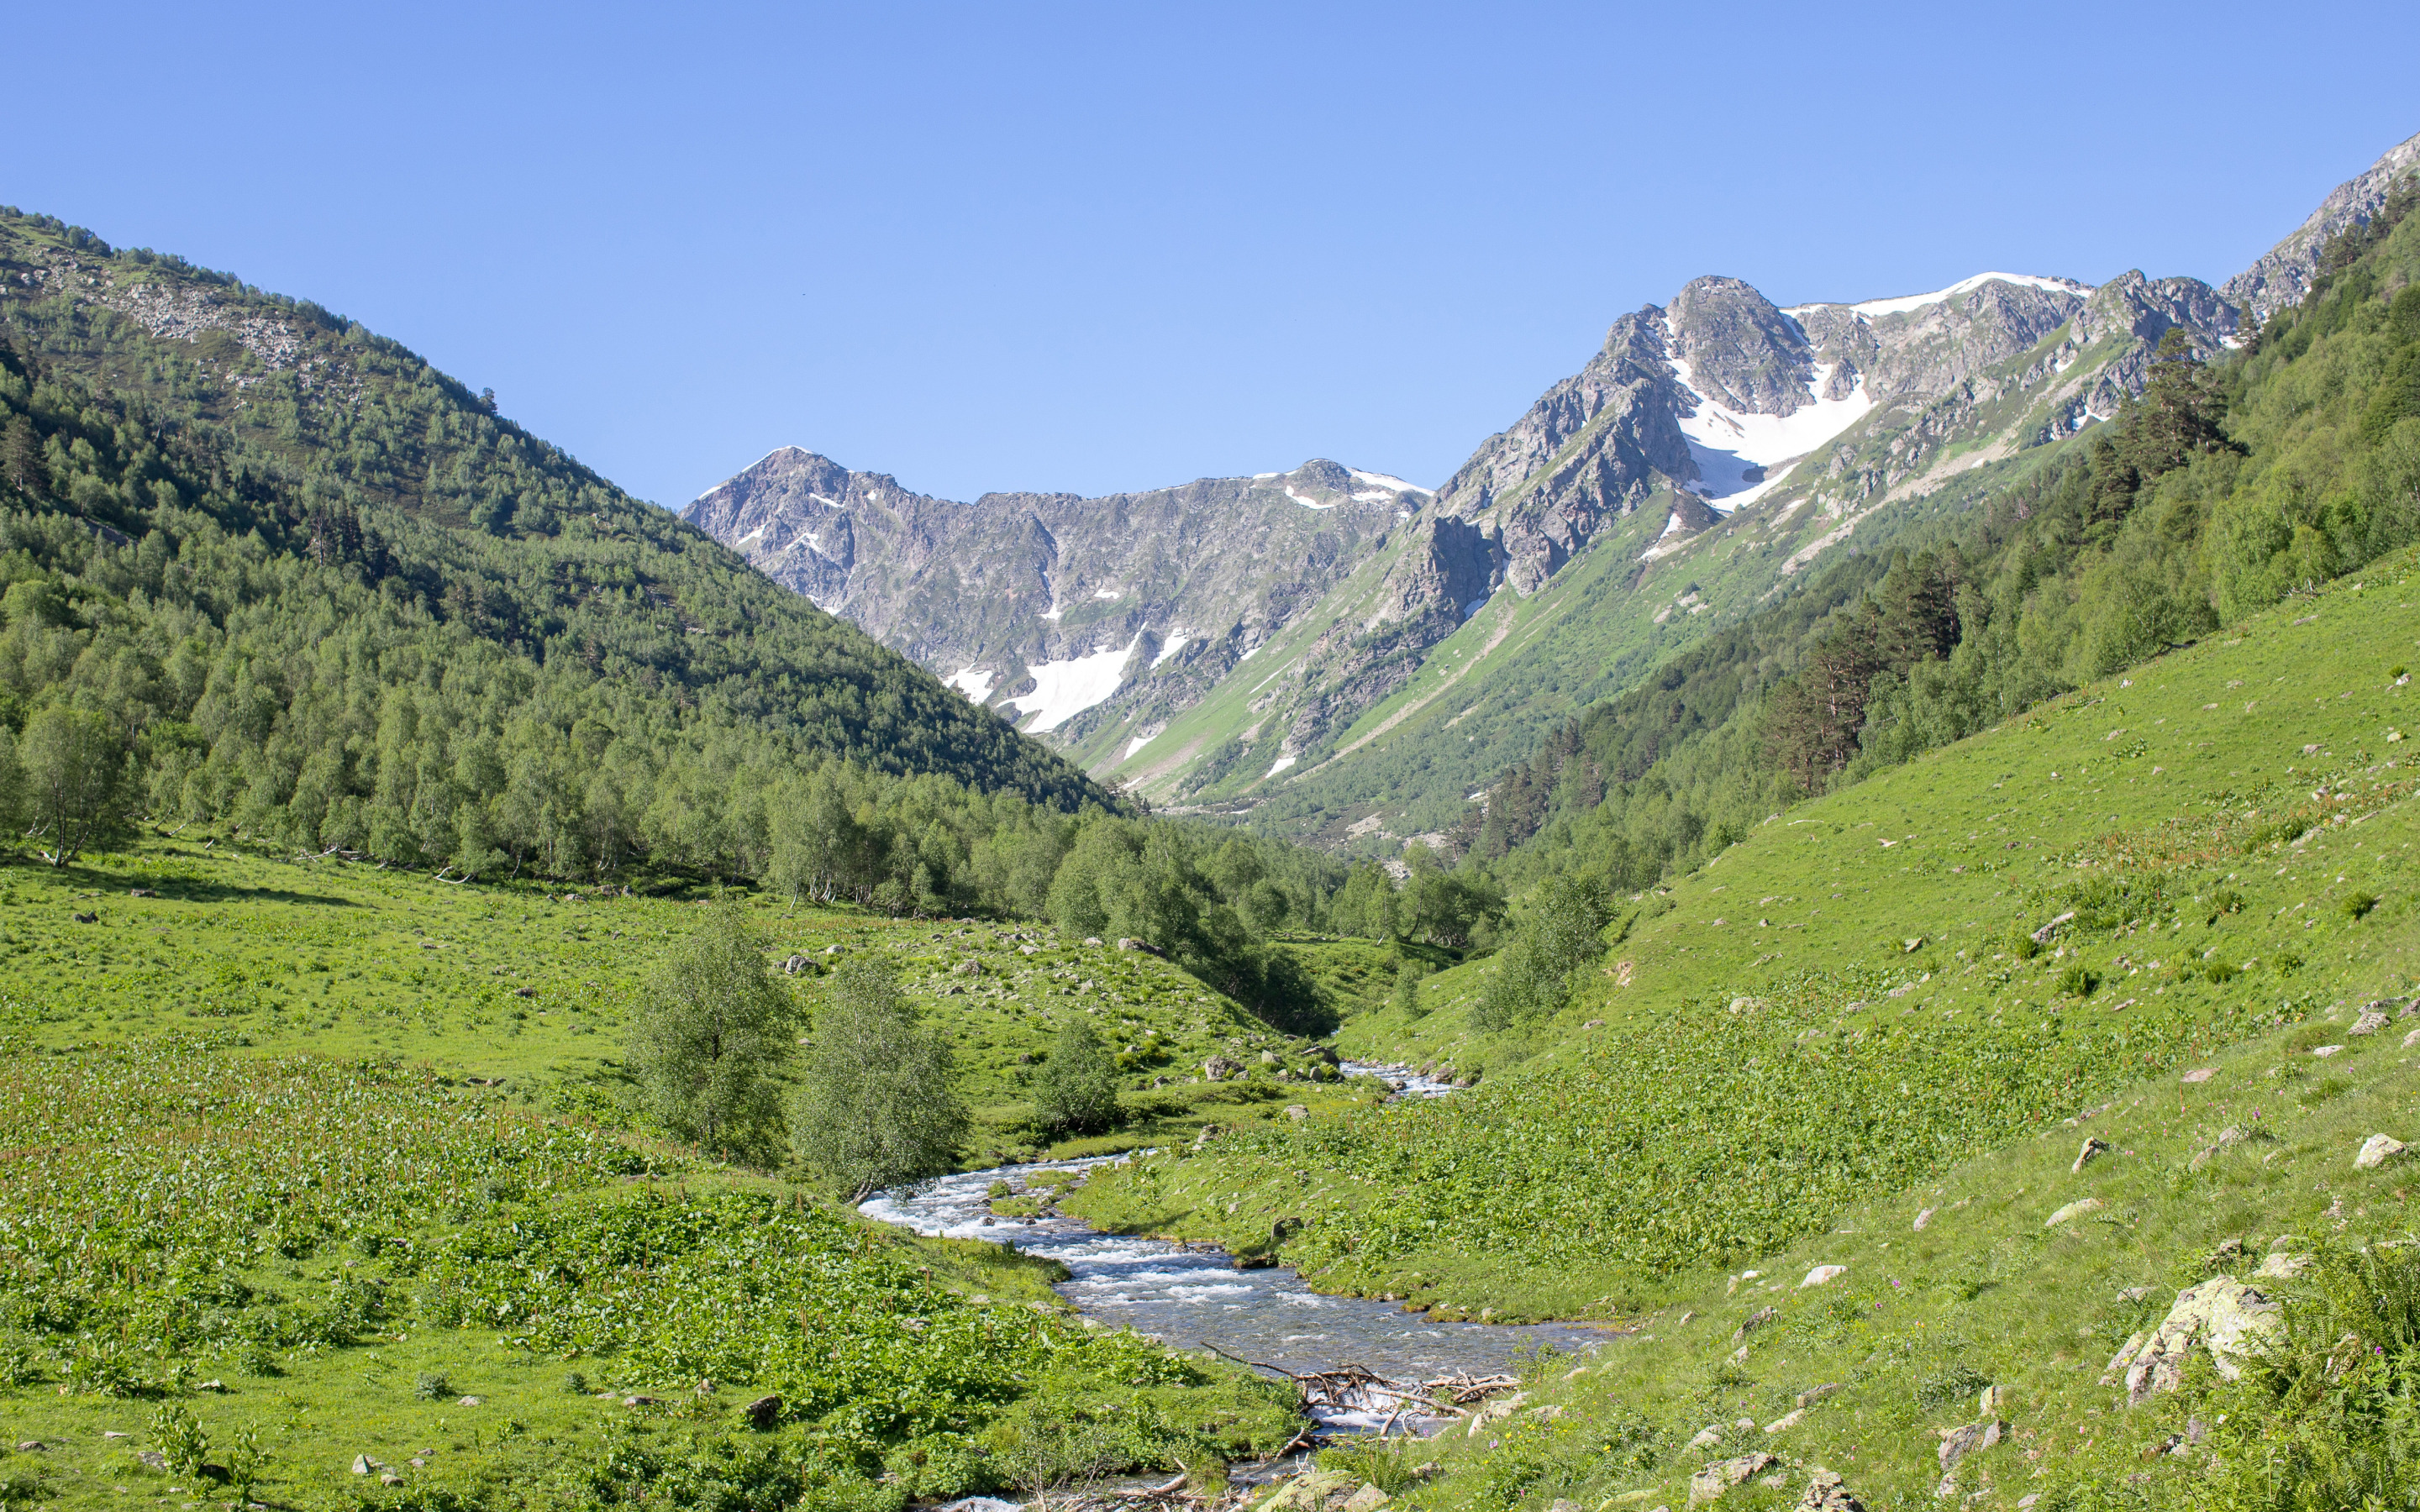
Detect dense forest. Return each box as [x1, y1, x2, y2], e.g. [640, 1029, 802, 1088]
[0, 207, 1522, 1024]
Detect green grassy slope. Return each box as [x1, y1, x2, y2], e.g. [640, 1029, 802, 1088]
[0, 843, 1400, 1511]
[0, 848, 1383, 1164]
[1305, 1007, 2420, 1510]
[0, 1035, 1298, 1512]
[1068, 548, 2420, 1314]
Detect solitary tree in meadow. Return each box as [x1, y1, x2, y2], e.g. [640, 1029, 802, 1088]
[1031, 1020, 1120, 1137]
[788, 957, 967, 1200]
[628, 900, 792, 1155]
[19, 706, 129, 866]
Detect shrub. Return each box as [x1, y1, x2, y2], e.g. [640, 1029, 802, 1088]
[147, 1402, 208, 1478]
[1393, 959, 1430, 1019]
[413, 1371, 451, 1400]
[2343, 891, 2381, 920]
[788, 958, 967, 1200]
[2056, 963, 2100, 998]
[628, 900, 794, 1156]
[1032, 1022, 1121, 1137]
[2206, 960, 2242, 984]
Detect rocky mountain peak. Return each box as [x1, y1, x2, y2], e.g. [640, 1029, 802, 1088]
[2225, 129, 2420, 325]
[1665, 276, 1817, 417]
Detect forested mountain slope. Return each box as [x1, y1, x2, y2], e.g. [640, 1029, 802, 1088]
[1461, 165, 2420, 908]
[0, 206, 1118, 885]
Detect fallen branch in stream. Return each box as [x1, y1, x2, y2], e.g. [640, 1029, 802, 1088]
[1197, 1343, 1522, 1425]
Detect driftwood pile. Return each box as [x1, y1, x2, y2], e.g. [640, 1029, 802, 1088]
[1202, 1344, 1522, 1437]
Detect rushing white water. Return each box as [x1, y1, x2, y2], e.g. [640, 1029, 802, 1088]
[860, 1064, 1600, 1433]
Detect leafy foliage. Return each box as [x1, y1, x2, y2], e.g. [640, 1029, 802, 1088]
[629, 899, 795, 1155]
[789, 958, 968, 1200]
[1031, 1021, 1122, 1137]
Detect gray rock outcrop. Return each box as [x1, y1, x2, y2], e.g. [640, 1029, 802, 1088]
[2102, 1276, 2280, 1404]
[2225, 130, 2420, 324]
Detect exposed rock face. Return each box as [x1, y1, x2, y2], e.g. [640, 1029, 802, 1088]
[683, 450, 1425, 734]
[2225, 129, 2420, 325]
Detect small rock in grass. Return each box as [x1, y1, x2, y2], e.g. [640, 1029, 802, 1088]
[2312, 1044, 2347, 1058]
[1797, 1470, 1869, 1511]
[1687, 1452, 1775, 1504]
[1795, 1383, 1841, 1409]
[1339, 1486, 1391, 1512]
[1284, 1105, 1309, 1121]
[135, 1451, 167, 1471]
[1762, 1409, 1804, 1434]
[1800, 1264, 1846, 1288]
[2074, 1137, 2112, 1173]
[744, 1394, 782, 1430]
[1913, 1206, 1935, 1231]
[2356, 1134, 2410, 1170]
[2353, 1011, 2390, 1036]
[103, 1432, 129, 1440]
[381, 1474, 405, 1488]
[1732, 1306, 1778, 1343]
[2404, 1027, 2420, 1050]
[350, 1455, 378, 1476]
[2255, 1252, 2312, 1280]
[2181, 1068, 2217, 1084]
[1937, 1417, 2003, 1473]
[2045, 1197, 2103, 1227]
[456, 1395, 481, 1407]
[622, 1395, 658, 1408]
[1686, 1426, 1722, 1452]
[15, 1442, 44, 1453]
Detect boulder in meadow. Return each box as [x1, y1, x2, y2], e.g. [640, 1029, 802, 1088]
[2107, 1277, 2280, 1403]
[2356, 1133, 2410, 1169]
[1688, 1452, 1776, 1505]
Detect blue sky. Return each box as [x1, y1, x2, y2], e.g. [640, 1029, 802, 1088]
[9, 3, 2417, 505]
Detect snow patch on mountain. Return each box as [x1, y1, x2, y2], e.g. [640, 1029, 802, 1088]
[1789, 271, 2091, 321]
[1284, 486, 1338, 511]
[1151, 633, 1191, 669]
[1348, 469, 1428, 495]
[1666, 339, 1876, 508]
[947, 667, 997, 702]
[1123, 732, 1155, 759]
[1009, 634, 1143, 732]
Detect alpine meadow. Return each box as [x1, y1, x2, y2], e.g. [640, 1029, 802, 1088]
[8, 103, 2420, 1512]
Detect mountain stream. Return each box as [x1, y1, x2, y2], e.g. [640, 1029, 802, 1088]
[859, 1063, 1603, 1436]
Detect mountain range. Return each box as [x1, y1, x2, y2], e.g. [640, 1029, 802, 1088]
[683, 129, 2420, 850]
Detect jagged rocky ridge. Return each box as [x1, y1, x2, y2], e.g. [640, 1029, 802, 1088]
[682, 454, 1428, 741]
[685, 130, 2417, 836]
[2224, 128, 2420, 324]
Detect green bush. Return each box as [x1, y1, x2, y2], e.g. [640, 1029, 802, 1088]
[1032, 1022, 1122, 1137]
[2343, 890, 2381, 920]
[2056, 963, 2100, 998]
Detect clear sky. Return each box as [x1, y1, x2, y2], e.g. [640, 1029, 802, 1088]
[8, 3, 2416, 506]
